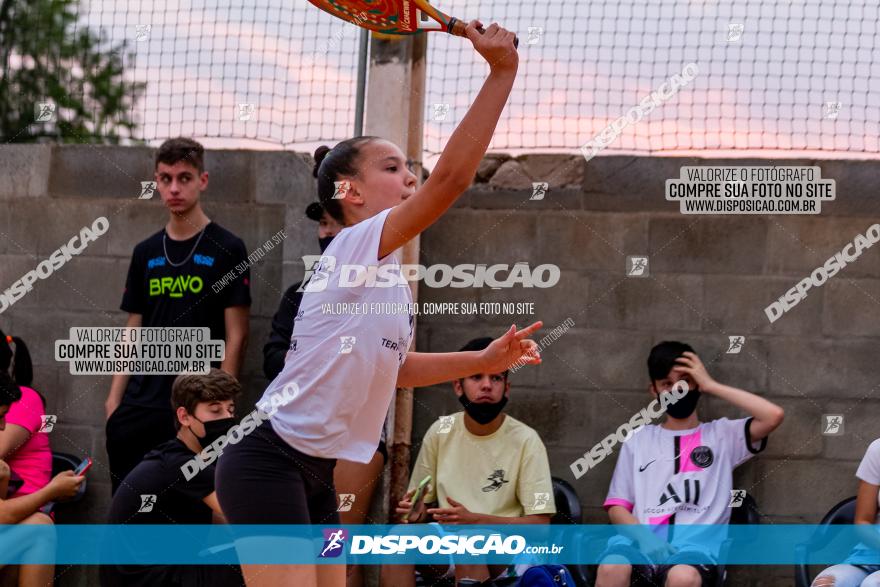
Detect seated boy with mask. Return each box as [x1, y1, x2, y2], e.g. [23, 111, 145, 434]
[381, 337, 556, 587]
[597, 341, 785, 587]
[100, 369, 243, 587]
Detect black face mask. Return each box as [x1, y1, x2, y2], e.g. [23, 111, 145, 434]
[191, 417, 236, 449]
[459, 395, 508, 425]
[664, 388, 701, 419]
[318, 235, 334, 253]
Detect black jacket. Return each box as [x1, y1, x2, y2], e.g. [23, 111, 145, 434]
[262, 282, 304, 380]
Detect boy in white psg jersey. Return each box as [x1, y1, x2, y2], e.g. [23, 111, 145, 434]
[596, 341, 785, 587]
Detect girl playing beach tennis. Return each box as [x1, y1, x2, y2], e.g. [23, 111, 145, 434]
[216, 20, 539, 587]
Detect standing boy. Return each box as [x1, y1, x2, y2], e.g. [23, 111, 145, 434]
[105, 137, 251, 493]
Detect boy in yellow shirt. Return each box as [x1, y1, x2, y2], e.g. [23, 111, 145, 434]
[381, 337, 556, 586]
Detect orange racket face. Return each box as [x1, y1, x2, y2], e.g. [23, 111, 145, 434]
[306, 0, 450, 35]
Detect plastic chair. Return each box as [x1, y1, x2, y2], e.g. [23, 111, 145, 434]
[552, 476, 583, 525]
[550, 477, 590, 586]
[714, 492, 762, 586]
[793, 496, 858, 587]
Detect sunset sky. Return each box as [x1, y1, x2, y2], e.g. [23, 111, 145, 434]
[82, 0, 880, 161]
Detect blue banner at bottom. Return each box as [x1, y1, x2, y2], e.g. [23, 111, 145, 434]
[2, 524, 880, 565]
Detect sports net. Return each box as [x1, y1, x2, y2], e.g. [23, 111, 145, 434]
[15, 0, 880, 156]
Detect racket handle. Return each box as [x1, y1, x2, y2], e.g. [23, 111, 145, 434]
[448, 17, 519, 49]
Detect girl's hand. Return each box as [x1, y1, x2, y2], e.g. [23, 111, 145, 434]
[48, 471, 84, 501]
[479, 322, 543, 373]
[464, 20, 518, 72]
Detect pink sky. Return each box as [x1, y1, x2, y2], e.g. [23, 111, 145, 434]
[81, 0, 880, 162]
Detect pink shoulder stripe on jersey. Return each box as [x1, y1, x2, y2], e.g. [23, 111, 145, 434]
[649, 513, 673, 525]
[678, 428, 704, 473]
[603, 498, 634, 512]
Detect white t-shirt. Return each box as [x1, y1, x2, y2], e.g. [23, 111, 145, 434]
[263, 208, 413, 463]
[846, 439, 880, 563]
[604, 417, 765, 554]
[856, 439, 880, 514]
[409, 413, 557, 517]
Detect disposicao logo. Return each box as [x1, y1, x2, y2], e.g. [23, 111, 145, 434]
[319, 529, 348, 558]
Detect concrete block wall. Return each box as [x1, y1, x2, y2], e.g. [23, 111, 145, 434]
[2, 145, 879, 585]
[414, 154, 880, 587]
[0, 145, 310, 586]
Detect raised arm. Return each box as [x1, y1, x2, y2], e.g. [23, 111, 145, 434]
[378, 21, 518, 259]
[396, 322, 541, 388]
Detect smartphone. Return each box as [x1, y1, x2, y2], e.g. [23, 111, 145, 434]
[73, 457, 92, 476]
[407, 475, 432, 523]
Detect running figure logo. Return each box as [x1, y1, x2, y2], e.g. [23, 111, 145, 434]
[431, 103, 450, 121]
[238, 103, 255, 121]
[527, 27, 544, 45]
[138, 494, 157, 513]
[333, 181, 350, 199]
[319, 529, 348, 558]
[728, 489, 746, 508]
[437, 415, 455, 434]
[135, 24, 151, 41]
[726, 336, 745, 354]
[481, 470, 510, 492]
[626, 256, 649, 277]
[727, 23, 744, 42]
[533, 492, 550, 511]
[337, 494, 356, 512]
[39, 415, 57, 433]
[339, 336, 356, 354]
[824, 101, 842, 120]
[35, 102, 56, 122]
[822, 414, 844, 436]
[139, 181, 157, 199]
[530, 182, 548, 201]
[300, 255, 337, 293]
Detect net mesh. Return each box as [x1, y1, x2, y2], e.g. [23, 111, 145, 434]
[7, 0, 879, 156]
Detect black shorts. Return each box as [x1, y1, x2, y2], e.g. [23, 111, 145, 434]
[215, 421, 340, 527]
[599, 544, 718, 586]
[99, 563, 243, 587]
[377, 439, 388, 464]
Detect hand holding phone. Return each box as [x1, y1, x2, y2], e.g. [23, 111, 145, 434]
[47, 470, 85, 501]
[406, 475, 432, 523]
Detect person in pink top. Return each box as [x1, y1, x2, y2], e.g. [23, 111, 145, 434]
[1, 387, 51, 497]
[0, 330, 84, 586]
[0, 332, 51, 497]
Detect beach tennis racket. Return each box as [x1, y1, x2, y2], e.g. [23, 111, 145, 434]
[307, 0, 519, 48]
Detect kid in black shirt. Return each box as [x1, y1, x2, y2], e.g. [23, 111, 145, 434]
[101, 369, 243, 587]
[105, 138, 251, 493]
